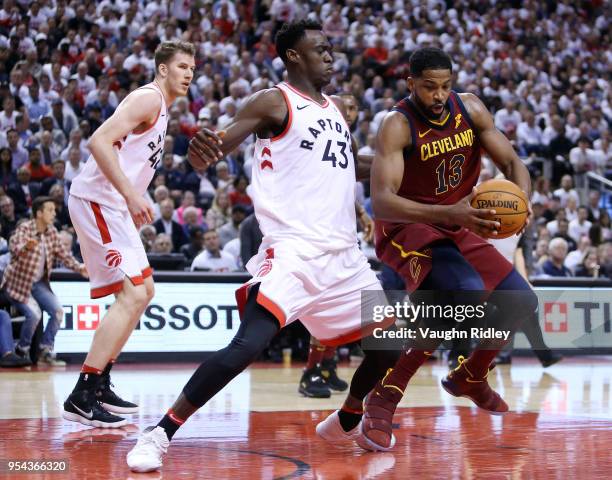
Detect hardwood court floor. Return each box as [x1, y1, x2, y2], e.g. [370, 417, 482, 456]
[1, 357, 611, 479]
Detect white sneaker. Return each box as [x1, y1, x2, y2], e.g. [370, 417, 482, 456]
[126, 426, 169, 472]
[316, 410, 360, 443]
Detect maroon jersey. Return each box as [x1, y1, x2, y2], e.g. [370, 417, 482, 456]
[395, 91, 481, 205]
[375, 92, 513, 292]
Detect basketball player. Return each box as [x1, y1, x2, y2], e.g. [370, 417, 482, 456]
[127, 21, 399, 472]
[355, 47, 539, 451]
[62, 41, 196, 428]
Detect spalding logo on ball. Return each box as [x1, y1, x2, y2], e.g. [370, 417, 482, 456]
[471, 179, 528, 239]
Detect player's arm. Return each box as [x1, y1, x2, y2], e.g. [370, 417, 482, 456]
[371, 112, 500, 236]
[461, 93, 531, 197]
[189, 88, 287, 167]
[88, 89, 160, 226]
[331, 95, 371, 180]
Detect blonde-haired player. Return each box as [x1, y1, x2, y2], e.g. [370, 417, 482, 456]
[63, 41, 196, 428]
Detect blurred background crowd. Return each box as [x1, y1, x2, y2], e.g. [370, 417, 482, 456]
[0, 0, 610, 281]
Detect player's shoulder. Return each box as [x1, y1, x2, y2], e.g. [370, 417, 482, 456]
[120, 87, 162, 114]
[457, 92, 486, 113]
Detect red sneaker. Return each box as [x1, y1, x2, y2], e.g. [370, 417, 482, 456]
[356, 369, 403, 451]
[441, 356, 509, 414]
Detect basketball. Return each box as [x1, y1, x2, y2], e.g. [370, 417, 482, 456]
[471, 179, 528, 239]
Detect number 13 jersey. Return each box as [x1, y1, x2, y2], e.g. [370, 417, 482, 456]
[70, 82, 168, 211]
[250, 82, 358, 258]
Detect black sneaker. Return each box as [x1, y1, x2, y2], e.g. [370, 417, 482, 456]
[96, 375, 139, 414]
[63, 389, 127, 428]
[298, 366, 331, 398]
[320, 358, 348, 392]
[0, 352, 32, 368]
[538, 351, 563, 368]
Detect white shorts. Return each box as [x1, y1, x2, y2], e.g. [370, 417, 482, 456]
[68, 195, 152, 299]
[236, 243, 393, 345]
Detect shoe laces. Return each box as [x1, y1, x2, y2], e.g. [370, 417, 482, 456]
[139, 429, 168, 453]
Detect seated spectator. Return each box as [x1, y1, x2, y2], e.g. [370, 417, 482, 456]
[0, 196, 18, 240]
[554, 218, 577, 252]
[1, 196, 87, 364]
[6, 128, 28, 172]
[180, 226, 205, 263]
[546, 208, 566, 236]
[24, 148, 53, 182]
[228, 175, 252, 207]
[206, 190, 231, 230]
[565, 196, 578, 222]
[586, 191, 601, 223]
[568, 206, 592, 243]
[8, 168, 41, 218]
[564, 236, 591, 274]
[597, 242, 612, 279]
[151, 185, 170, 221]
[183, 166, 216, 206]
[0, 148, 15, 191]
[222, 237, 242, 271]
[574, 248, 600, 278]
[157, 151, 184, 194]
[0, 309, 31, 367]
[181, 206, 205, 236]
[151, 233, 173, 254]
[41, 160, 69, 201]
[541, 238, 572, 277]
[191, 229, 237, 272]
[215, 160, 234, 191]
[553, 175, 579, 208]
[153, 199, 188, 252]
[174, 190, 204, 226]
[139, 225, 157, 253]
[64, 148, 83, 182]
[49, 184, 71, 230]
[218, 205, 247, 247]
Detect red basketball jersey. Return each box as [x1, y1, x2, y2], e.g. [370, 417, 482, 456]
[392, 91, 481, 206]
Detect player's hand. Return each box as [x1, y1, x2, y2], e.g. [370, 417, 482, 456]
[188, 129, 224, 169]
[447, 187, 501, 237]
[358, 210, 374, 243]
[25, 238, 38, 251]
[126, 192, 154, 228]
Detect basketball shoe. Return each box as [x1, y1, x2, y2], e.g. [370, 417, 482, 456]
[127, 426, 169, 472]
[320, 358, 348, 392]
[298, 366, 331, 398]
[441, 355, 508, 414]
[96, 374, 139, 414]
[316, 410, 361, 443]
[356, 369, 400, 451]
[63, 388, 127, 428]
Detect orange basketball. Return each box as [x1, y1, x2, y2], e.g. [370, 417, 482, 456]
[471, 179, 528, 239]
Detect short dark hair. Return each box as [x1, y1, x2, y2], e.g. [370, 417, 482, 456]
[409, 48, 453, 76]
[275, 20, 323, 62]
[154, 40, 195, 74]
[32, 195, 53, 217]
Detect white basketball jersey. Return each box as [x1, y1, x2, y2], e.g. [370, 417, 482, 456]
[70, 82, 168, 210]
[250, 82, 358, 257]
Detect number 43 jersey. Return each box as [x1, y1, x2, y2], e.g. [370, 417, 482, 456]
[70, 82, 167, 211]
[251, 82, 358, 257]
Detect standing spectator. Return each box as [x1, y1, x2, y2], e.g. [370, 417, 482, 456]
[541, 238, 572, 277]
[1, 196, 87, 364]
[190, 229, 236, 272]
[153, 199, 188, 253]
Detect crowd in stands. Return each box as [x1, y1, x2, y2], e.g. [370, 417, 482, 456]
[0, 0, 610, 280]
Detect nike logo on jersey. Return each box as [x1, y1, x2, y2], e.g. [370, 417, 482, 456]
[418, 129, 432, 138]
[71, 402, 93, 419]
[297, 104, 309, 110]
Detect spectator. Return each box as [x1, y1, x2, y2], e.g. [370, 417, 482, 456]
[139, 225, 157, 253]
[218, 204, 247, 248]
[553, 175, 580, 208]
[0, 196, 87, 364]
[191, 229, 236, 272]
[516, 111, 544, 156]
[206, 190, 231, 230]
[0, 148, 15, 191]
[574, 248, 600, 278]
[586, 191, 602, 223]
[228, 175, 252, 207]
[0, 309, 31, 367]
[494, 100, 522, 135]
[565, 196, 578, 222]
[153, 199, 188, 253]
[564, 236, 591, 274]
[597, 242, 612, 280]
[151, 233, 173, 254]
[180, 226, 205, 263]
[24, 148, 53, 182]
[568, 206, 593, 244]
[64, 147, 83, 182]
[214, 160, 234, 191]
[8, 168, 40, 217]
[554, 218, 577, 252]
[48, 184, 71, 230]
[0, 196, 18, 240]
[0, 96, 20, 130]
[6, 129, 28, 171]
[174, 191, 204, 227]
[541, 238, 572, 277]
[37, 131, 62, 167]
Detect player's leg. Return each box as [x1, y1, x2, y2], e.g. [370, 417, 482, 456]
[359, 242, 486, 450]
[521, 310, 563, 367]
[299, 337, 331, 398]
[127, 283, 280, 473]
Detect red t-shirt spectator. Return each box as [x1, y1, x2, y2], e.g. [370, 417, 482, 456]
[229, 191, 252, 207]
[26, 163, 53, 181]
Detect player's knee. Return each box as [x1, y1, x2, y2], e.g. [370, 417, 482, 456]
[145, 283, 155, 302]
[122, 285, 150, 312]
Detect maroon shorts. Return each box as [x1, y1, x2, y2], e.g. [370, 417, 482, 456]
[375, 221, 513, 293]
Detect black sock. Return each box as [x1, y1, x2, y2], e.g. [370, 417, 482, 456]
[74, 372, 101, 392]
[157, 412, 183, 440]
[338, 409, 362, 432]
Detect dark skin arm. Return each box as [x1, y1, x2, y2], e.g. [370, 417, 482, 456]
[189, 88, 287, 167]
[371, 111, 500, 237]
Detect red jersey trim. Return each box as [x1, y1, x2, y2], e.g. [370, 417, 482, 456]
[271, 86, 293, 142]
[90, 201, 112, 244]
